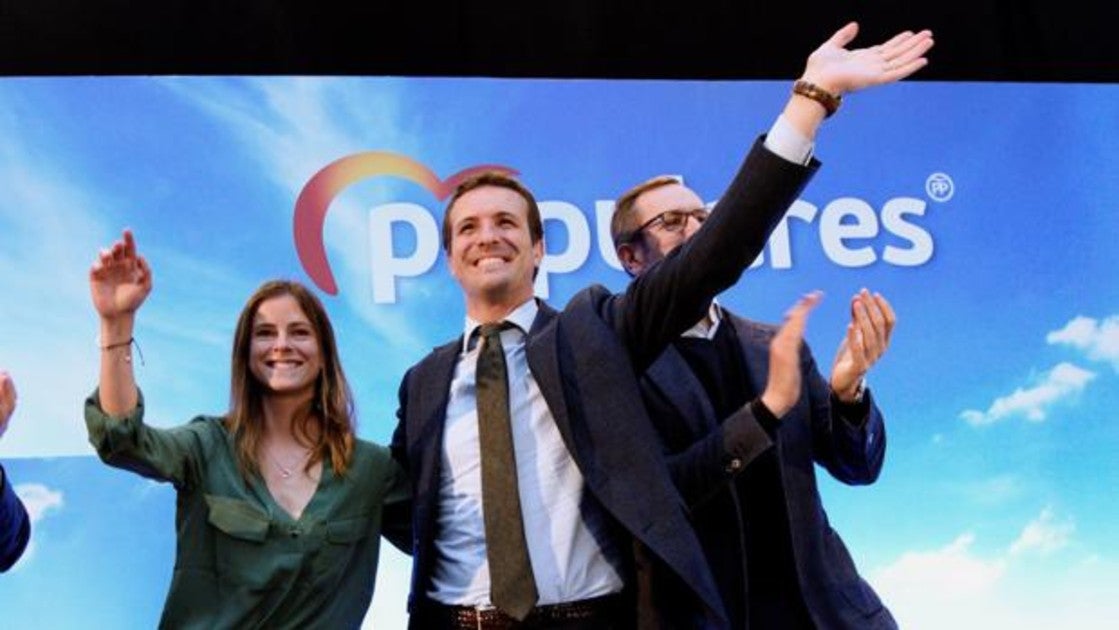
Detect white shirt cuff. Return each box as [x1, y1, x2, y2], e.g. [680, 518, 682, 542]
[763, 114, 814, 166]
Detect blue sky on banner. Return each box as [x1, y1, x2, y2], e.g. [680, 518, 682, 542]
[0, 77, 1116, 628]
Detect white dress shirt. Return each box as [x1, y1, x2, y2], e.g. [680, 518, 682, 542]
[430, 298, 625, 606]
[429, 114, 812, 606]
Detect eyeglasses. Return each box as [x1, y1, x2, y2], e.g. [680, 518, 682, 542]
[622, 207, 709, 243]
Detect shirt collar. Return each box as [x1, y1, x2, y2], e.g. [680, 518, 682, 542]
[461, 297, 538, 352]
[681, 300, 722, 340]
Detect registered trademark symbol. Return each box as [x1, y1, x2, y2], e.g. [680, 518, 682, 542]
[925, 172, 954, 202]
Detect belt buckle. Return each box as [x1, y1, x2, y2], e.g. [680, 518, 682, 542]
[473, 603, 496, 630]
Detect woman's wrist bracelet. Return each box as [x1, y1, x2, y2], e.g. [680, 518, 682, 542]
[98, 336, 144, 365]
[100, 337, 134, 351]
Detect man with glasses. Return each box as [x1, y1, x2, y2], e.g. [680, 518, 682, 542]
[610, 40, 904, 630]
[621, 206, 712, 242]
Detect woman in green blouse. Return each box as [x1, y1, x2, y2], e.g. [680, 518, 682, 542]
[85, 229, 410, 629]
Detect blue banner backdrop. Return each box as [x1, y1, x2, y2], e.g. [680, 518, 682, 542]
[0, 77, 1116, 628]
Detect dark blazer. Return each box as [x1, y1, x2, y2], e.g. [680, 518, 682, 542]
[639, 312, 895, 629]
[392, 138, 817, 629]
[0, 464, 30, 572]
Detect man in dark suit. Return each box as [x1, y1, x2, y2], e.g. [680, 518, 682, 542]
[609, 34, 911, 630]
[392, 22, 931, 629]
[1, 371, 31, 573]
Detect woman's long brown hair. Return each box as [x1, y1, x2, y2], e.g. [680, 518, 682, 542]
[226, 280, 355, 479]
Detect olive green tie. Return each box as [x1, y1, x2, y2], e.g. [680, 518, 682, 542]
[476, 322, 538, 620]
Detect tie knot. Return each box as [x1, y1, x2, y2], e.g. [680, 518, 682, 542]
[478, 321, 515, 340]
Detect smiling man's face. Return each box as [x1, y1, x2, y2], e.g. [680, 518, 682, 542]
[446, 184, 543, 316]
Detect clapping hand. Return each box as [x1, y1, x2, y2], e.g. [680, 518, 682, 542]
[761, 292, 823, 417]
[830, 289, 895, 403]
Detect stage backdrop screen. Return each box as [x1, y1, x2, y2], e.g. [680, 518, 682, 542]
[0, 77, 1116, 628]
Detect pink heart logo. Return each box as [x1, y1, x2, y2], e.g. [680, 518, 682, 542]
[294, 152, 517, 295]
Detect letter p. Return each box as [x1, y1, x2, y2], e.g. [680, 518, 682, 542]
[369, 202, 439, 304]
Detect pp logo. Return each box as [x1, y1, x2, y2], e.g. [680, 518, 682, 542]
[925, 172, 955, 203]
[293, 152, 514, 296]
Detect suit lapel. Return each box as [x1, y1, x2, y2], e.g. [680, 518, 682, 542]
[402, 338, 460, 599]
[557, 291, 726, 619]
[524, 301, 578, 453]
[409, 340, 461, 461]
[730, 316, 771, 401]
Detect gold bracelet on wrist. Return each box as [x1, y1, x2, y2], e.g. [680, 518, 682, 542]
[792, 79, 841, 118]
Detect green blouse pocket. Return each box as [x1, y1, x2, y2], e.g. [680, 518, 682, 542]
[311, 513, 374, 588]
[205, 494, 270, 542]
[204, 494, 277, 592]
[325, 515, 372, 544]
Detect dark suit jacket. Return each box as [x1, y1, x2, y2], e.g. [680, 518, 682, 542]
[639, 312, 896, 629]
[392, 138, 817, 629]
[0, 463, 30, 572]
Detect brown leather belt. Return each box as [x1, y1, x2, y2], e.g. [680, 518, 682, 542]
[419, 593, 624, 629]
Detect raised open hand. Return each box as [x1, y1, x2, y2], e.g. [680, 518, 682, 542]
[89, 229, 153, 321]
[803, 22, 934, 96]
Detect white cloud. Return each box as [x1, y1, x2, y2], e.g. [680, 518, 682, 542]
[959, 474, 1024, 506]
[14, 483, 63, 523]
[1048, 315, 1119, 372]
[8, 483, 64, 570]
[874, 533, 1006, 603]
[871, 508, 1112, 630]
[1009, 506, 1074, 557]
[960, 362, 1095, 426]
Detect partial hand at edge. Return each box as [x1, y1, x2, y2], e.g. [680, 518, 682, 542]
[0, 371, 15, 440]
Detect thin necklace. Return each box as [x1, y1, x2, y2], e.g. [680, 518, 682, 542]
[267, 447, 310, 479]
